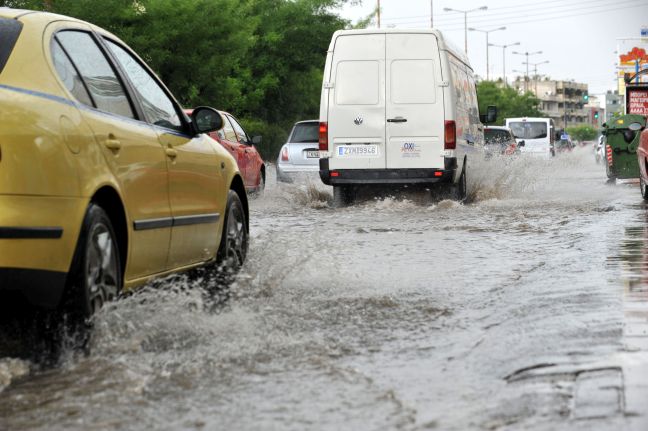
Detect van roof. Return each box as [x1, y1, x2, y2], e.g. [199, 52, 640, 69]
[329, 28, 470, 69]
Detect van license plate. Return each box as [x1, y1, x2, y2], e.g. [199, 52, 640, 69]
[337, 145, 379, 157]
[306, 150, 319, 158]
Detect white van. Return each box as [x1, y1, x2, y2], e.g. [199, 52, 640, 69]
[318, 29, 496, 205]
[505, 117, 555, 157]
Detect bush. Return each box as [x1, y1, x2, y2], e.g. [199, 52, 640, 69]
[239, 119, 291, 161]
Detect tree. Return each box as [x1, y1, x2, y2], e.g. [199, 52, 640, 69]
[476, 81, 542, 125]
[10, 0, 349, 159]
[566, 125, 598, 142]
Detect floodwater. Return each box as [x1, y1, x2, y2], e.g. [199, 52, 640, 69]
[1, 148, 647, 430]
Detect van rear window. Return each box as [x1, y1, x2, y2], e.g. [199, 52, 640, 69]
[0, 17, 23, 75]
[508, 122, 547, 139]
[335, 60, 379, 105]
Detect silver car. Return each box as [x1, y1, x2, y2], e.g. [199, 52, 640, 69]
[276, 120, 320, 182]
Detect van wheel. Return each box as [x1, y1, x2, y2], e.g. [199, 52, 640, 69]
[66, 204, 121, 321]
[332, 186, 354, 207]
[446, 166, 467, 202]
[641, 177, 648, 200]
[217, 190, 248, 271]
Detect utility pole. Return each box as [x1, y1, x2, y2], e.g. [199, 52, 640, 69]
[430, 0, 433, 28]
[377, 0, 381, 28]
[443, 6, 488, 54]
[469, 27, 506, 80]
[522, 60, 549, 96]
[489, 42, 520, 86]
[512, 50, 542, 92]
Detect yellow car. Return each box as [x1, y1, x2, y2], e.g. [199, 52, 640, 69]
[0, 9, 249, 318]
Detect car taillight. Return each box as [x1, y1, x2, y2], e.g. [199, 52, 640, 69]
[319, 122, 328, 151]
[444, 120, 456, 150]
[281, 146, 289, 162]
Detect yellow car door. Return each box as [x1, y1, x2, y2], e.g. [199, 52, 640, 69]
[102, 39, 226, 269]
[54, 29, 172, 280]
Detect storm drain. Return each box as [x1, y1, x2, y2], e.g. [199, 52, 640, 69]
[572, 368, 624, 420]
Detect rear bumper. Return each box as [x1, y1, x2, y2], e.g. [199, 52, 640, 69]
[0, 195, 87, 308]
[0, 268, 67, 309]
[276, 163, 320, 183]
[319, 158, 457, 185]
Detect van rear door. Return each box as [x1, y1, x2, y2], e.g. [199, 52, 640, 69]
[385, 33, 445, 169]
[328, 34, 386, 170]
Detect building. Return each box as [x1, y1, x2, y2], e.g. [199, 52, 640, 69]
[513, 77, 592, 131]
[605, 89, 624, 122]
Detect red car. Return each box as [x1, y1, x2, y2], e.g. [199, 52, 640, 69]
[186, 109, 265, 192]
[637, 125, 648, 199]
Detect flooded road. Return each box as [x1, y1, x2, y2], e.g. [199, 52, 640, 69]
[1, 149, 648, 430]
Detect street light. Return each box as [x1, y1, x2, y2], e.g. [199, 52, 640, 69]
[488, 41, 520, 86]
[443, 6, 487, 54]
[511, 50, 542, 92]
[522, 60, 550, 95]
[469, 26, 506, 80]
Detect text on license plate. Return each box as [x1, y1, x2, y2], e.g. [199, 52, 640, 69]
[306, 150, 319, 158]
[337, 145, 379, 157]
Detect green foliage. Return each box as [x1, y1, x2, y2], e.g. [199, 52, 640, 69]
[10, 0, 349, 159]
[476, 81, 542, 125]
[566, 125, 598, 142]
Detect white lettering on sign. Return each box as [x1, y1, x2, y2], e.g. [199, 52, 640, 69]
[628, 89, 648, 115]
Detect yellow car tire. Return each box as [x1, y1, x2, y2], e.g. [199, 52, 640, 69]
[217, 191, 248, 272]
[64, 204, 122, 321]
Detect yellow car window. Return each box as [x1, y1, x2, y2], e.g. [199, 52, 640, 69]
[51, 40, 93, 107]
[105, 39, 183, 132]
[56, 31, 134, 119]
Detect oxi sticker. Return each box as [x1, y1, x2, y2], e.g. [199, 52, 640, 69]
[401, 142, 421, 158]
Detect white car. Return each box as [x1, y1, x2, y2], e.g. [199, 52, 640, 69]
[276, 120, 320, 183]
[506, 117, 555, 157]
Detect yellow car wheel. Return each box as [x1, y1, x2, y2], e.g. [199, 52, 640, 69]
[66, 204, 122, 320]
[217, 191, 248, 271]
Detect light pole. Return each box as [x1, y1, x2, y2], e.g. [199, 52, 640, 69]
[488, 41, 520, 86]
[430, 0, 433, 28]
[377, 0, 381, 28]
[443, 6, 488, 54]
[469, 26, 506, 80]
[511, 50, 542, 93]
[522, 60, 549, 95]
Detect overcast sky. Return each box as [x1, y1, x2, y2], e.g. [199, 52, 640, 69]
[337, 0, 648, 98]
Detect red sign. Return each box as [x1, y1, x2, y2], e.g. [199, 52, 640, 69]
[627, 87, 648, 115]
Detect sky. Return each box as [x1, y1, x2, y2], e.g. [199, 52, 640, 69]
[337, 0, 648, 99]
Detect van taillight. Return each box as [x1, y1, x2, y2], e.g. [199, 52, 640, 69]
[319, 122, 328, 151]
[444, 121, 456, 150]
[281, 146, 289, 162]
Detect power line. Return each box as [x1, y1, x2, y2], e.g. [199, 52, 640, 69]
[381, 0, 642, 23]
[390, 2, 646, 30]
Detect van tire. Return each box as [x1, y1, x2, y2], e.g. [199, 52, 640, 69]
[446, 163, 467, 202]
[641, 177, 648, 200]
[333, 186, 354, 207]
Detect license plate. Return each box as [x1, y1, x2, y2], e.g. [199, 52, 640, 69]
[337, 145, 379, 157]
[306, 150, 319, 158]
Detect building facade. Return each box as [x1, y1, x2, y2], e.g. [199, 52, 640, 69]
[513, 78, 595, 131]
[605, 90, 624, 122]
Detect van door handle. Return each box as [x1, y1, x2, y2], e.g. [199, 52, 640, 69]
[104, 139, 121, 151]
[165, 148, 178, 158]
[387, 117, 407, 123]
